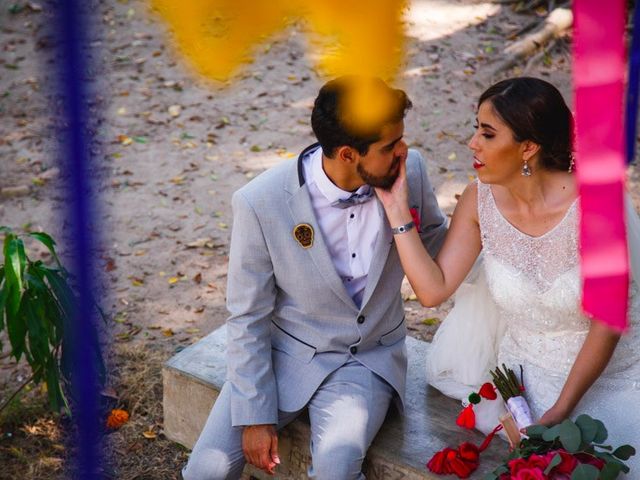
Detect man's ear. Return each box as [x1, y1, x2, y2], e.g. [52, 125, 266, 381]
[521, 140, 541, 162]
[336, 146, 357, 164]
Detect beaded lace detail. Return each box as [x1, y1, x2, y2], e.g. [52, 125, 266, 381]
[477, 181, 640, 421]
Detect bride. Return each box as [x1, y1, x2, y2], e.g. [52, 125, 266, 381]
[376, 77, 640, 463]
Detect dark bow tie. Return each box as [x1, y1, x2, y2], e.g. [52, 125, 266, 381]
[330, 189, 374, 209]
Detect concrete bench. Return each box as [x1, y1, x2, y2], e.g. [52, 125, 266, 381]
[163, 326, 505, 479]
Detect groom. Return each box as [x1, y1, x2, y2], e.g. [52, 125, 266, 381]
[182, 76, 447, 479]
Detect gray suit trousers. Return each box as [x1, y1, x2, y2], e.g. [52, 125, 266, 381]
[182, 360, 394, 480]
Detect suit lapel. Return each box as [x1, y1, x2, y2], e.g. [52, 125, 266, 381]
[286, 153, 359, 312]
[360, 199, 393, 307]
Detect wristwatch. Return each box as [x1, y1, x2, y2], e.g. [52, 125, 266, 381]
[391, 221, 415, 235]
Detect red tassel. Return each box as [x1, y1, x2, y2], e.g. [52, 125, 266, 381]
[478, 382, 497, 400]
[425, 425, 504, 479]
[456, 404, 475, 429]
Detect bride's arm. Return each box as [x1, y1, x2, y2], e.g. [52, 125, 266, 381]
[376, 159, 482, 307]
[538, 321, 621, 426]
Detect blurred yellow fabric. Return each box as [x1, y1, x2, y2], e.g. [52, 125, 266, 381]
[150, 0, 406, 82]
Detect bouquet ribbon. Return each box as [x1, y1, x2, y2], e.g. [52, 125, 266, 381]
[573, 0, 629, 332]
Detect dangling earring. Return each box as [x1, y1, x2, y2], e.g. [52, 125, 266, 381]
[567, 153, 575, 173]
[521, 159, 532, 176]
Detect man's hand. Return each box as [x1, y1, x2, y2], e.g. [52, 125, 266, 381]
[242, 424, 280, 475]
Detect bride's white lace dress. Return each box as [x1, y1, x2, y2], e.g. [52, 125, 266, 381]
[427, 180, 640, 470]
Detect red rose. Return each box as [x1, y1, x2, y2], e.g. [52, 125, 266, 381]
[409, 207, 421, 233]
[546, 449, 578, 475]
[456, 404, 476, 429]
[509, 455, 549, 475]
[479, 382, 497, 400]
[509, 457, 530, 475]
[526, 454, 550, 470]
[513, 467, 548, 480]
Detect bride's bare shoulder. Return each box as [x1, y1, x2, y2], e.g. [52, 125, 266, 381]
[452, 181, 479, 223]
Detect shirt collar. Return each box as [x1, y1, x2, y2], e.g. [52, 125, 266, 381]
[309, 147, 371, 204]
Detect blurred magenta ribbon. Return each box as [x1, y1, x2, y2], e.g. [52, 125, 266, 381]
[573, 0, 629, 331]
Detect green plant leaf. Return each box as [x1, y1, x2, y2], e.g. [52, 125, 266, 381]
[559, 419, 582, 453]
[612, 445, 636, 461]
[28, 232, 62, 267]
[0, 265, 6, 333]
[4, 235, 24, 318]
[41, 268, 75, 320]
[5, 288, 27, 362]
[570, 463, 600, 480]
[45, 356, 63, 411]
[593, 419, 609, 444]
[575, 414, 598, 445]
[544, 452, 562, 475]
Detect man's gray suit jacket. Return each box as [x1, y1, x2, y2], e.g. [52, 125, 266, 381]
[225, 145, 447, 427]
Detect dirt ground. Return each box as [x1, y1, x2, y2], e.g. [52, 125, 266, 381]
[0, 0, 638, 478]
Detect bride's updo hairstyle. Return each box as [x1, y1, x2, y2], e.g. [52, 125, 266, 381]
[478, 77, 574, 172]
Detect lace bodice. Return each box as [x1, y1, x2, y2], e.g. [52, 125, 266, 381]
[477, 181, 587, 333]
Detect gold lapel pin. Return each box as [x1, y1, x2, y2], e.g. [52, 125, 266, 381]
[293, 223, 314, 249]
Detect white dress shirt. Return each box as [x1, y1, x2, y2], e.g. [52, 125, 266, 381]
[303, 147, 381, 307]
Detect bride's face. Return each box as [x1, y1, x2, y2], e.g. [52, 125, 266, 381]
[468, 100, 526, 184]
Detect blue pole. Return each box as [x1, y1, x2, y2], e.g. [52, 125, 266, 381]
[56, 0, 102, 476]
[625, 4, 640, 165]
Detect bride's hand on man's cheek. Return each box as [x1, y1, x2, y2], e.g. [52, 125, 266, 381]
[375, 159, 409, 211]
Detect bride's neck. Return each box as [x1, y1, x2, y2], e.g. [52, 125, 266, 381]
[502, 169, 571, 210]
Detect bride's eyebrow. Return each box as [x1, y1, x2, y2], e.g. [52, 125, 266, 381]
[480, 122, 496, 131]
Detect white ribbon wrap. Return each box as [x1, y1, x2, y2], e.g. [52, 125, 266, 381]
[507, 396, 534, 430]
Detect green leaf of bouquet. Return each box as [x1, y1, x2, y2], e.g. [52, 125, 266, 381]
[612, 445, 636, 461]
[570, 463, 600, 480]
[593, 419, 609, 444]
[543, 452, 562, 475]
[599, 461, 624, 480]
[526, 425, 548, 439]
[559, 419, 582, 453]
[542, 424, 562, 442]
[575, 414, 599, 445]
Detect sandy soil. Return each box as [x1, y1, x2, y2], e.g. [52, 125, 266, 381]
[0, 0, 637, 478]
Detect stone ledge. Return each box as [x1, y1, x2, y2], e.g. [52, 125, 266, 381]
[163, 326, 505, 479]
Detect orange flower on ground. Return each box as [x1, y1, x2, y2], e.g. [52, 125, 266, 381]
[106, 409, 130, 429]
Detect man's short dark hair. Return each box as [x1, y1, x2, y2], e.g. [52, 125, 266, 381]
[311, 76, 412, 157]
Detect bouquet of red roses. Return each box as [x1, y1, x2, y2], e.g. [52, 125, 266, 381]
[486, 414, 635, 480]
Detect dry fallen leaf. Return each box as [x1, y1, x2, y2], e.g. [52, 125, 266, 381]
[118, 134, 133, 146]
[422, 317, 440, 326]
[162, 328, 174, 337]
[168, 104, 182, 117]
[193, 273, 202, 284]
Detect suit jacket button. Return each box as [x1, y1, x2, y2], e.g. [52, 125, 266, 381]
[357, 315, 365, 324]
[350, 346, 358, 354]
